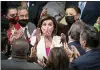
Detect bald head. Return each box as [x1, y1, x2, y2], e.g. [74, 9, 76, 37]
[11, 38, 29, 57]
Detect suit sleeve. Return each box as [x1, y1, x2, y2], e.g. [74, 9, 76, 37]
[71, 61, 80, 70]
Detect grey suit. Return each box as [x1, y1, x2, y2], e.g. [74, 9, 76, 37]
[27, 22, 36, 36]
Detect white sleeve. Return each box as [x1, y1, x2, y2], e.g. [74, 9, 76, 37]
[30, 36, 36, 46]
[52, 36, 63, 47]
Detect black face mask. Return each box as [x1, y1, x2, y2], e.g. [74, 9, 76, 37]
[65, 16, 75, 26]
[19, 19, 29, 27]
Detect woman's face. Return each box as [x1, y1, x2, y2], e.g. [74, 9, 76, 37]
[41, 19, 54, 36]
[66, 8, 79, 20]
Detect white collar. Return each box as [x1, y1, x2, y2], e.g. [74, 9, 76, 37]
[86, 48, 91, 52]
[22, 25, 28, 31]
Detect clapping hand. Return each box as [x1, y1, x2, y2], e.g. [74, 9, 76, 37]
[61, 33, 67, 44]
[29, 47, 37, 58]
[37, 56, 47, 67]
[9, 29, 24, 42]
[31, 28, 41, 47]
[63, 42, 80, 62]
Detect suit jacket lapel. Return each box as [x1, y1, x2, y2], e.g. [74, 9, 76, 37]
[27, 23, 32, 36]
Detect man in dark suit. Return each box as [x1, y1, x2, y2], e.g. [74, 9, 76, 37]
[68, 20, 86, 55]
[71, 26, 100, 70]
[66, 1, 100, 26]
[1, 38, 43, 70]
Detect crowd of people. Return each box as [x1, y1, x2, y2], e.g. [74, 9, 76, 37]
[1, 1, 100, 70]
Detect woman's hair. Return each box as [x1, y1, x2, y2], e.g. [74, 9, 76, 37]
[46, 47, 70, 70]
[38, 15, 58, 35]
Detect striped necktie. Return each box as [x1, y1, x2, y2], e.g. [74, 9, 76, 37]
[24, 28, 28, 39]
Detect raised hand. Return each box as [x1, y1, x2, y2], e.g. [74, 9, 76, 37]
[30, 28, 41, 48]
[15, 28, 24, 39]
[37, 56, 47, 67]
[32, 28, 41, 44]
[63, 43, 80, 62]
[61, 33, 67, 44]
[29, 47, 37, 58]
[9, 28, 24, 43]
[63, 42, 74, 58]
[40, 8, 47, 18]
[71, 45, 80, 58]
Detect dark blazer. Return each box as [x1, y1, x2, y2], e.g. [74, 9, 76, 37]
[65, 1, 100, 26]
[1, 53, 8, 60]
[28, 1, 48, 26]
[1, 58, 43, 70]
[71, 49, 100, 70]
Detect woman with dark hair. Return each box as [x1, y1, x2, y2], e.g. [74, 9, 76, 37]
[45, 47, 70, 70]
[30, 15, 65, 61]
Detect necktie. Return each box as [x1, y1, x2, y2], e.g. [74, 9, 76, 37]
[24, 28, 28, 39]
[78, 2, 86, 18]
[24, 28, 30, 43]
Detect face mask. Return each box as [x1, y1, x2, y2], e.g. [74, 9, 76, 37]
[19, 19, 29, 27]
[65, 16, 75, 26]
[8, 16, 19, 24]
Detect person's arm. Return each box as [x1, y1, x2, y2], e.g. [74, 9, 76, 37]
[34, 1, 48, 24]
[37, 1, 48, 18]
[30, 28, 41, 47]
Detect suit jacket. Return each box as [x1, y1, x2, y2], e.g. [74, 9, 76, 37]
[27, 22, 36, 36]
[1, 53, 8, 60]
[65, 1, 100, 26]
[1, 58, 43, 70]
[26, 22, 36, 43]
[71, 49, 100, 70]
[28, 1, 48, 26]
